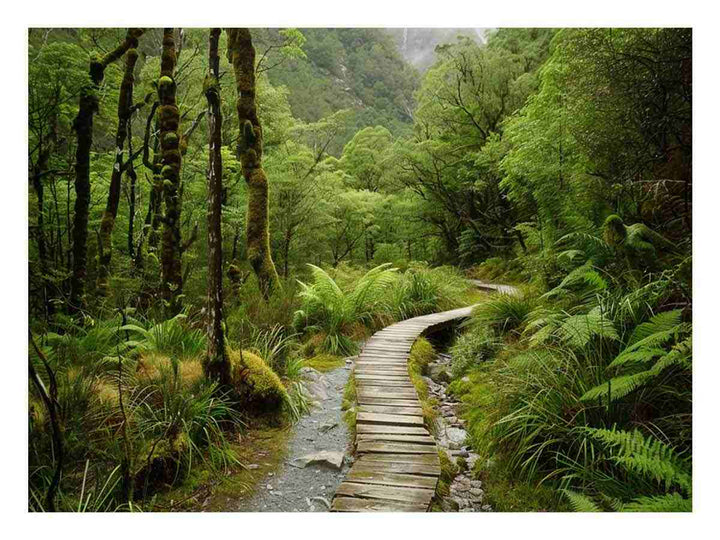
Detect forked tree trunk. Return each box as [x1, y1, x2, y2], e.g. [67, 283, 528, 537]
[69, 28, 144, 313]
[158, 28, 184, 315]
[226, 28, 280, 300]
[203, 28, 230, 385]
[97, 38, 141, 295]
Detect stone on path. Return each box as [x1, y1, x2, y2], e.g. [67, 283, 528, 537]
[290, 450, 345, 470]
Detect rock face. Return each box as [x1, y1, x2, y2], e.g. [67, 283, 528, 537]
[290, 451, 345, 471]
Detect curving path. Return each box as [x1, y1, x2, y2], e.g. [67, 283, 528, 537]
[330, 283, 518, 512]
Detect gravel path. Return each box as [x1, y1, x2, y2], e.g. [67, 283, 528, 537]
[235, 361, 353, 512]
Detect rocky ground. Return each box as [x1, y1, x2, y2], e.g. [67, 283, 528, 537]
[235, 358, 355, 512]
[425, 352, 492, 512]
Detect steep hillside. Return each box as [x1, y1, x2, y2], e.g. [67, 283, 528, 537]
[387, 28, 490, 71]
[266, 28, 420, 150]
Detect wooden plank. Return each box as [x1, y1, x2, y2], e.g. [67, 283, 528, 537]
[357, 441, 437, 454]
[356, 386, 417, 396]
[358, 453, 439, 465]
[352, 459, 440, 477]
[357, 396, 421, 407]
[346, 470, 438, 490]
[357, 390, 418, 400]
[357, 433, 435, 444]
[354, 374, 411, 381]
[357, 424, 430, 436]
[334, 482, 434, 506]
[331, 497, 427, 512]
[356, 412, 424, 426]
[354, 379, 414, 388]
[358, 405, 423, 416]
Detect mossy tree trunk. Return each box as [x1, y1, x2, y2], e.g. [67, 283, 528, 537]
[203, 28, 231, 385]
[226, 28, 280, 300]
[158, 28, 184, 315]
[69, 28, 144, 313]
[97, 37, 141, 295]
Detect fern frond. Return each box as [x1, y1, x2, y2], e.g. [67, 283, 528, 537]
[580, 372, 653, 403]
[562, 489, 602, 512]
[622, 493, 691, 512]
[557, 309, 618, 349]
[581, 427, 691, 493]
[628, 310, 683, 346]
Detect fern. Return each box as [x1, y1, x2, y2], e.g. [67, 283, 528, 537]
[622, 493, 691, 512]
[581, 427, 691, 494]
[562, 489, 601, 512]
[628, 309, 683, 346]
[557, 307, 618, 349]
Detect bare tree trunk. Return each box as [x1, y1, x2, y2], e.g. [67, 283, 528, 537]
[203, 29, 230, 385]
[158, 28, 183, 315]
[226, 28, 280, 300]
[70, 28, 144, 313]
[97, 37, 141, 295]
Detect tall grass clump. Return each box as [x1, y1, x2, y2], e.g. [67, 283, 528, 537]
[388, 264, 469, 319]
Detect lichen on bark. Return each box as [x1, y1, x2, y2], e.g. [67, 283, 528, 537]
[158, 29, 184, 315]
[97, 41, 141, 295]
[70, 28, 144, 312]
[203, 28, 230, 385]
[226, 28, 280, 300]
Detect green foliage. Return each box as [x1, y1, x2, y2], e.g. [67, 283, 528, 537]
[471, 293, 535, 334]
[122, 314, 206, 360]
[293, 263, 397, 355]
[449, 325, 498, 378]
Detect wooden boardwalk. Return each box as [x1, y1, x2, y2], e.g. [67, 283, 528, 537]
[330, 305, 479, 512]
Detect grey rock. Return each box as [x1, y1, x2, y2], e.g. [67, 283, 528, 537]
[310, 496, 331, 509]
[319, 421, 338, 433]
[290, 451, 345, 470]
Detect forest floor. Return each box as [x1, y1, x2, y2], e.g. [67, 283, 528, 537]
[150, 361, 353, 512]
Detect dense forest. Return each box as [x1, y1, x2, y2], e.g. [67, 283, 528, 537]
[28, 27, 691, 513]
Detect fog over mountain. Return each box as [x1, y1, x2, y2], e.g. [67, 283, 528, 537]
[386, 28, 491, 71]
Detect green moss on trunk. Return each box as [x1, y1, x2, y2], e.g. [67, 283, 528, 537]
[226, 28, 280, 300]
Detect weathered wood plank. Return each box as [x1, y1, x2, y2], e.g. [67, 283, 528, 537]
[357, 433, 435, 444]
[358, 405, 424, 416]
[334, 482, 434, 505]
[356, 386, 417, 396]
[330, 497, 427, 512]
[346, 470, 438, 490]
[356, 412, 424, 426]
[356, 396, 422, 407]
[356, 424, 430, 435]
[358, 453, 439, 465]
[357, 441, 437, 454]
[357, 390, 419, 400]
[352, 459, 440, 477]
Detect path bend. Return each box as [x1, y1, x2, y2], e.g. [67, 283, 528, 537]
[330, 282, 518, 512]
